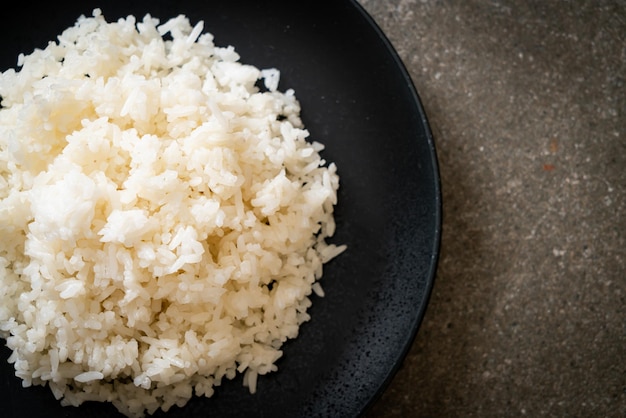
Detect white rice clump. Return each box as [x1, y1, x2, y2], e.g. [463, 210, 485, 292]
[0, 9, 345, 417]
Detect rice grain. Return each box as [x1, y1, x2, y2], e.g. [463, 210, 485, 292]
[0, 9, 345, 417]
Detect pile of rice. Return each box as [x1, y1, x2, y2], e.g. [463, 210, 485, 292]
[0, 9, 344, 417]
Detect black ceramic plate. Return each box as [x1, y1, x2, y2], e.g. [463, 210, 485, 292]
[0, 0, 441, 417]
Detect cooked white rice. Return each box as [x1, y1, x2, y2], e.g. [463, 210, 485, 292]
[0, 9, 345, 417]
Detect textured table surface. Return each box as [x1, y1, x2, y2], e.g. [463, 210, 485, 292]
[358, 1, 625, 417]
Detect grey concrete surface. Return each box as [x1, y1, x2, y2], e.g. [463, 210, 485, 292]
[358, 1, 626, 417]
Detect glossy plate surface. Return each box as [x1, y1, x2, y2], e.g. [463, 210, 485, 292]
[0, 1, 441, 416]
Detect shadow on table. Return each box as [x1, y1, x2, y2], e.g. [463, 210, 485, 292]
[364, 93, 494, 417]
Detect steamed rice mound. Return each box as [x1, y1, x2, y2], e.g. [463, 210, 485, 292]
[0, 9, 345, 417]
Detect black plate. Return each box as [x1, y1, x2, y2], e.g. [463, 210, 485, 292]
[0, 0, 441, 416]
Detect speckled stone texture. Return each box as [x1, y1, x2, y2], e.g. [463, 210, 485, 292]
[358, 1, 625, 417]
